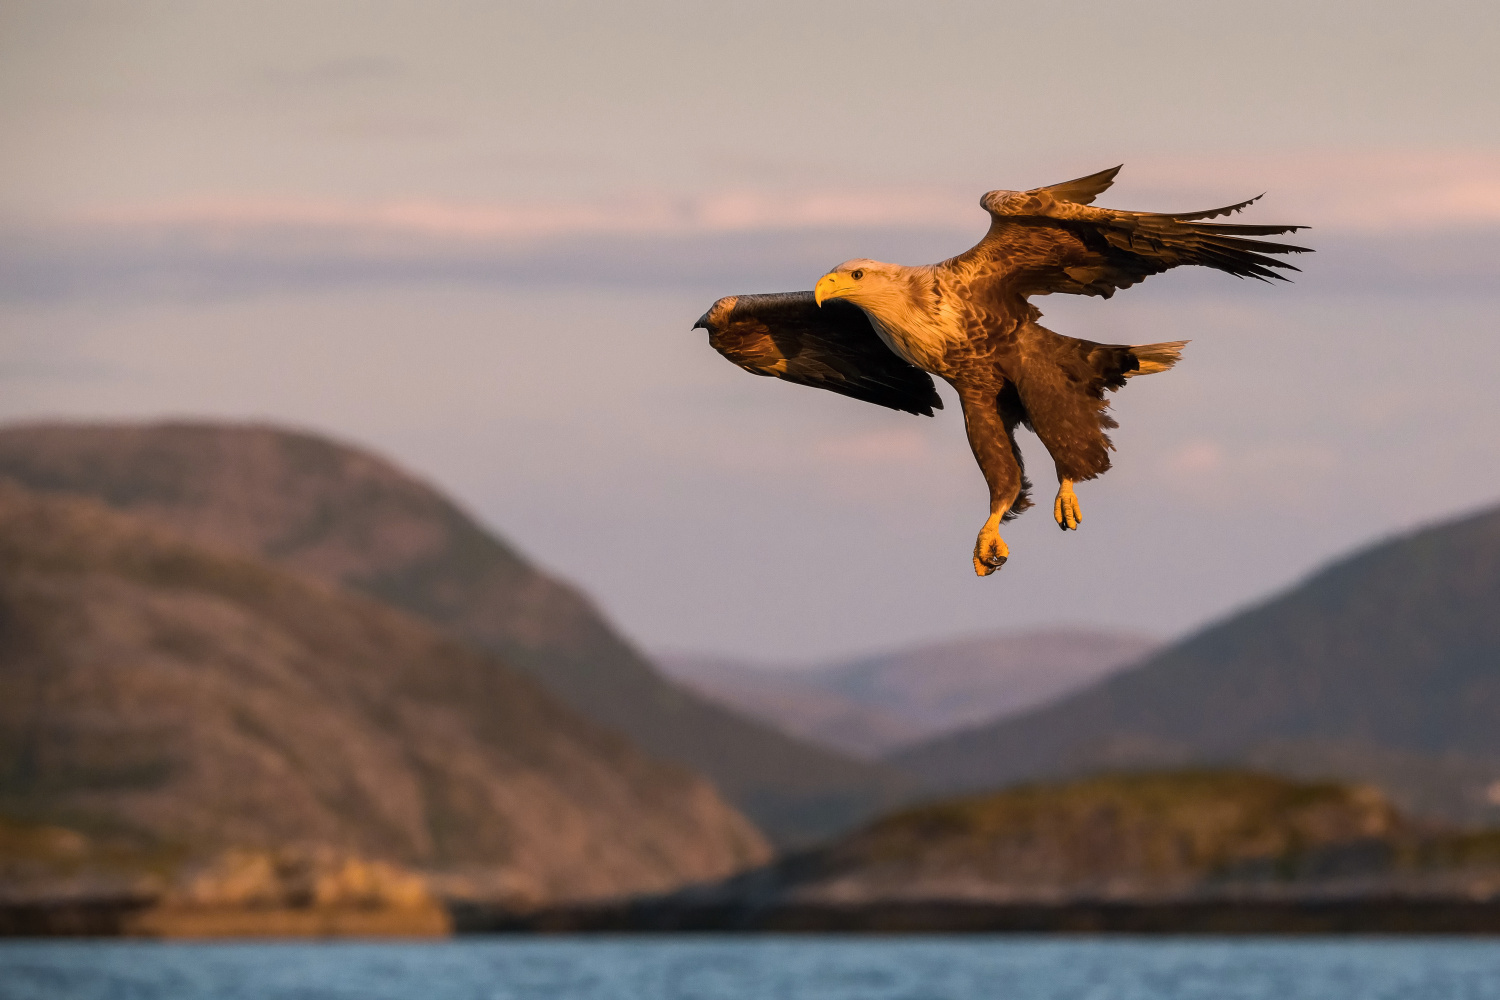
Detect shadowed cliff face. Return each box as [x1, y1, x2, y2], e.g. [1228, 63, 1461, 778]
[0, 421, 915, 846]
[0, 483, 769, 906]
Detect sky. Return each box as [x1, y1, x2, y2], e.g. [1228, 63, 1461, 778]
[2, 0, 1498, 663]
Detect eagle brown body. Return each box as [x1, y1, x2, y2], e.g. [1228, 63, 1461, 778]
[694, 167, 1310, 576]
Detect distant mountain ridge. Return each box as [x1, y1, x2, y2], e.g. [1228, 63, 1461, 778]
[0, 482, 768, 906]
[892, 502, 1500, 825]
[657, 629, 1158, 758]
[0, 421, 914, 845]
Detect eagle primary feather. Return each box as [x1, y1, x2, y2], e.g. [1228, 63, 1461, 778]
[693, 166, 1310, 576]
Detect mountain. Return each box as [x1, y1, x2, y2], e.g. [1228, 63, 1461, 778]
[659, 629, 1158, 758]
[654, 654, 926, 759]
[0, 483, 768, 907]
[0, 421, 914, 845]
[891, 503, 1500, 825]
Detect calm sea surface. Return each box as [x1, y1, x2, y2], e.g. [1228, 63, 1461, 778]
[2, 937, 1499, 1000]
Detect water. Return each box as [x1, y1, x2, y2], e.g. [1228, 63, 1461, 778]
[2, 937, 1499, 1000]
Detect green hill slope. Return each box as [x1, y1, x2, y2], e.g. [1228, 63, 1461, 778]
[0, 421, 914, 845]
[775, 771, 1409, 903]
[891, 505, 1500, 824]
[672, 771, 1500, 912]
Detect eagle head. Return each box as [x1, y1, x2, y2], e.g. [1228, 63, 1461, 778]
[814, 259, 904, 308]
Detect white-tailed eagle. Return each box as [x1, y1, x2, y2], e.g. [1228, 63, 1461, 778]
[694, 166, 1310, 576]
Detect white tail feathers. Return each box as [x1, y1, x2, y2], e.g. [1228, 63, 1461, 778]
[1127, 340, 1188, 377]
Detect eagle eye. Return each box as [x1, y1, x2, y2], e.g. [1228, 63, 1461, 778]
[851, 269, 864, 280]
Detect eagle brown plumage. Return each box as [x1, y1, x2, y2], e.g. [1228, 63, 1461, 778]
[693, 166, 1311, 576]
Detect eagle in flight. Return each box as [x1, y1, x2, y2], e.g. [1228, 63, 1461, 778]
[694, 166, 1310, 576]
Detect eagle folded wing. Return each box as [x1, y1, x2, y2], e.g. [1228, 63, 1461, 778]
[694, 292, 942, 416]
[958, 168, 1311, 299]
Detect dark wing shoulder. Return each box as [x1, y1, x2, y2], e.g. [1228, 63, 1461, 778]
[694, 292, 942, 416]
[949, 166, 1311, 299]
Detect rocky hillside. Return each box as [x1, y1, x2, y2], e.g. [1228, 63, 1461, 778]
[0, 421, 915, 845]
[0, 483, 768, 907]
[892, 503, 1500, 825]
[659, 629, 1158, 758]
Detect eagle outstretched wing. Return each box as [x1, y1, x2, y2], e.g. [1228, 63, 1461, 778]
[951, 166, 1311, 299]
[694, 292, 942, 416]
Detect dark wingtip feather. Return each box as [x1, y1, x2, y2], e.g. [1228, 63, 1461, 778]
[1170, 194, 1263, 221]
[1193, 223, 1313, 238]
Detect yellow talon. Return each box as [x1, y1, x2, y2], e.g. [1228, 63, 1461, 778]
[1053, 480, 1082, 531]
[973, 519, 1010, 576]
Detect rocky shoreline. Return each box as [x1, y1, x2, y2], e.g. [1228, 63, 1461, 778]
[9, 892, 1500, 937]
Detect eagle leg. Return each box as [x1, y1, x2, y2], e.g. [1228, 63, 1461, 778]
[956, 381, 1030, 576]
[1053, 479, 1082, 531]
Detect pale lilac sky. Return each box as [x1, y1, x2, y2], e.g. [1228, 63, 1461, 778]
[2, 1, 1498, 661]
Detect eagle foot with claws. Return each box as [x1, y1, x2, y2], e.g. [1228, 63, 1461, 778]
[1054, 480, 1082, 531]
[973, 525, 1009, 576]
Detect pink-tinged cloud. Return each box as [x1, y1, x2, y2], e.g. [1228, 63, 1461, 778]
[1158, 438, 1339, 507]
[1165, 440, 1225, 475]
[813, 428, 933, 464]
[79, 189, 978, 241]
[69, 149, 1500, 243]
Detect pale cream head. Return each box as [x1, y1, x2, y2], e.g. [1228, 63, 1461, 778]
[813, 259, 904, 308]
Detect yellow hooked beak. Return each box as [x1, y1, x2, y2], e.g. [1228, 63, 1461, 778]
[814, 272, 856, 307]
